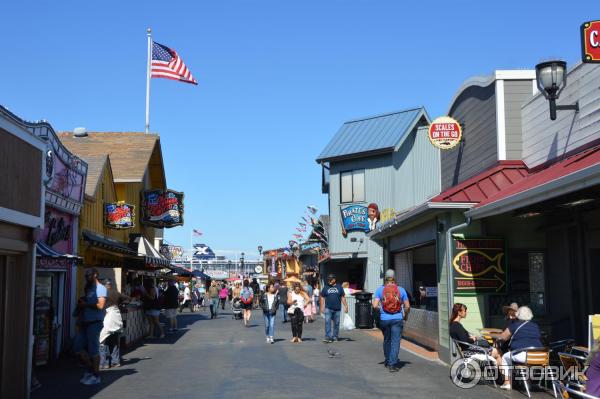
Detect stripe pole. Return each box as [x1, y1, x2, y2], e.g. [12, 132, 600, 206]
[145, 28, 152, 134]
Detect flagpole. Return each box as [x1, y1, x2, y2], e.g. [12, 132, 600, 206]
[145, 28, 152, 134]
[190, 230, 193, 268]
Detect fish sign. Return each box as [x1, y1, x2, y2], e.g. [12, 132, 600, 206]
[452, 238, 507, 295]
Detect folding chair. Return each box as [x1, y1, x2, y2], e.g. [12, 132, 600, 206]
[452, 339, 498, 388]
[512, 347, 556, 398]
[558, 352, 588, 392]
[550, 339, 576, 365]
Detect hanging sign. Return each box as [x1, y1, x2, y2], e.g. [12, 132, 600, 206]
[452, 238, 507, 295]
[160, 244, 184, 260]
[340, 203, 380, 235]
[428, 116, 462, 150]
[300, 241, 322, 253]
[581, 20, 600, 63]
[141, 189, 184, 228]
[104, 202, 135, 229]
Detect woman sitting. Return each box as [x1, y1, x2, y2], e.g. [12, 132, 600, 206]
[585, 339, 600, 397]
[495, 305, 543, 391]
[449, 303, 502, 365]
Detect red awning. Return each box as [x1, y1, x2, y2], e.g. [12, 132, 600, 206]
[474, 145, 600, 209]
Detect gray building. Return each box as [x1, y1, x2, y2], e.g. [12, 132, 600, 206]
[316, 106, 439, 295]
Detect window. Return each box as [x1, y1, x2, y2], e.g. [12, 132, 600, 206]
[340, 169, 365, 203]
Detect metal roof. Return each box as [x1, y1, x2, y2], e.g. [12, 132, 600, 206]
[316, 107, 428, 163]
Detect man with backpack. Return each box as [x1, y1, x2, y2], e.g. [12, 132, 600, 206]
[208, 280, 220, 319]
[320, 273, 348, 343]
[372, 269, 410, 372]
[240, 280, 254, 327]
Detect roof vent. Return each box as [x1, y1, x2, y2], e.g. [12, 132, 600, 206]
[73, 127, 88, 137]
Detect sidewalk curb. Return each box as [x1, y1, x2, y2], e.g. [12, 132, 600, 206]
[361, 329, 447, 366]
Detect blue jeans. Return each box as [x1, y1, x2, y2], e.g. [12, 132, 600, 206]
[324, 308, 341, 339]
[210, 298, 219, 316]
[74, 320, 103, 357]
[263, 313, 275, 337]
[279, 303, 288, 322]
[380, 318, 404, 366]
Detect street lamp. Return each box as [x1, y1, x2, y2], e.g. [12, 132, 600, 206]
[227, 260, 232, 276]
[535, 60, 578, 120]
[240, 252, 245, 278]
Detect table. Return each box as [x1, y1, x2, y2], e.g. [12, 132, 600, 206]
[478, 328, 503, 334]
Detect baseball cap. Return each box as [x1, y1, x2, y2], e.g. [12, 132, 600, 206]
[327, 273, 336, 280]
[385, 269, 395, 279]
[85, 268, 98, 277]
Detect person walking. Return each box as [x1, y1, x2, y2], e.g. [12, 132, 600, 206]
[312, 282, 320, 316]
[143, 280, 165, 339]
[219, 283, 228, 310]
[73, 268, 107, 386]
[240, 280, 254, 327]
[164, 280, 179, 332]
[288, 283, 310, 343]
[99, 279, 129, 369]
[260, 282, 279, 343]
[372, 270, 410, 372]
[303, 280, 314, 323]
[320, 273, 348, 343]
[208, 280, 220, 319]
[278, 283, 289, 323]
[179, 283, 193, 313]
[250, 278, 261, 309]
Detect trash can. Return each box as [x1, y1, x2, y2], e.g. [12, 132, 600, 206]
[354, 292, 373, 329]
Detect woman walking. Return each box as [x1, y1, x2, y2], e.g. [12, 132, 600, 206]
[219, 283, 229, 310]
[303, 280, 314, 323]
[99, 279, 129, 369]
[260, 283, 279, 343]
[287, 283, 310, 343]
[240, 280, 254, 327]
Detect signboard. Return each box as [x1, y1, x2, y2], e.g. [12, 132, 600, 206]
[141, 189, 184, 228]
[425, 287, 438, 297]
[581, 20, 600, 63]
[300, 241, 322, 253]
[104, 202, 135, 229]
[204, 270, 229, 280]
[428, 116, 462, 150]
[452, 238, 507, 295]
[340, 203, 380, 235]
[380, 208, 396, 223]
[160, 244, 184, 260]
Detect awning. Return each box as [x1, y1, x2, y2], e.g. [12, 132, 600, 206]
[134, 236, 171, 268]
[82, 229, 137, 256]
[466, 145, 600, 219]
[36, 241, 82, 269]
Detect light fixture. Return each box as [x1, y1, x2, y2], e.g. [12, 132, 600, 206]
[561, 198, 595, 207]
[535, 60, 578, 120]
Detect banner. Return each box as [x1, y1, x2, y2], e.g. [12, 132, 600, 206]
[452, 238, 507, 295]
[104, 202, 135, 229]
[141, 189, 184, 228]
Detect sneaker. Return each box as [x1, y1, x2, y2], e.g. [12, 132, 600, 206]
[111, 363, 121, 368]
[323, 338, 333, 343]
[270, 337, 275, 344]
[82, 374, 101, 385]
[99, 364, 110, 370]
[332, 337, 339, 342]
[388, 366, 399, 373]
[80, 372, 92, 383]
[266, 337, 270, 344]
[500, 384, 511, 391]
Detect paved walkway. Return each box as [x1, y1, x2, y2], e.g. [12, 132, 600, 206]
[32, 306, 551, 398]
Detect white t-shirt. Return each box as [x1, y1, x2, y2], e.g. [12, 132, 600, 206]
[266, 293, 275, 309]
[183, 286, 191, 301]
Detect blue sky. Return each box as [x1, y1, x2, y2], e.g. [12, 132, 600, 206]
[1, 1, 592, 259]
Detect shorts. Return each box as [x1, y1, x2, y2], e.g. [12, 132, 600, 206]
[165, 308, 177, 318]
[145, 309, 160, 317]
[74, 321, 103, 357]
[241, 302, 253, 310]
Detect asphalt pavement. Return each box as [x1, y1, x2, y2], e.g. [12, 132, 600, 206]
[33, 304, 528, 399]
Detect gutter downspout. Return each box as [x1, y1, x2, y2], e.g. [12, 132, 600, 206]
[446, 216, 471, 359]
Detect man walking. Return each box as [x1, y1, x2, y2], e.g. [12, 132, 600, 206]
[278, 283, 289, 323]
[372, 269, 410, 372]
[250, 278, 260, 309]
[320, 273, 348, 343]
[208, 280, 220, 319]
[179, 283, 193, 313]
[73, 268, 107, 385]
[164, 280, 179, 332]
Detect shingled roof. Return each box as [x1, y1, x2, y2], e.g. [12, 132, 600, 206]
[81, 154, 110, 197]
[57, 132, 164, 184]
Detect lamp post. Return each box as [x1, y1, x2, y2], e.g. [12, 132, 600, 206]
[257, 245, 263, 274]
[240, 252, 245, 278]
[535, 60, 579, 120]
[227, 260, 232, 276]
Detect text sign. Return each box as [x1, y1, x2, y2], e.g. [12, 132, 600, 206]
[452, 238, 507, 295]
[428, 116, 462, 150]
[340, 204, 369, 233]
[104, 202, 135, 229]
[582, 20, 600, 63]
[142, 189, 184, 228]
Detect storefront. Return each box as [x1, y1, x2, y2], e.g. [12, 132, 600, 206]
[263, 248, 302, 281]
[0, 105, 46, 398]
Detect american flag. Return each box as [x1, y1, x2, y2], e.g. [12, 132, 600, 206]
[193, 229, 203, 236]
[151, 41, 197, 85]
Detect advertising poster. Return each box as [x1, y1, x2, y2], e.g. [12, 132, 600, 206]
[452, 238, 507, 295]
[340, 203, 379, 236]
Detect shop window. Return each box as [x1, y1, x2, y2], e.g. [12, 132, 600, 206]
[340, 169, 365, 203]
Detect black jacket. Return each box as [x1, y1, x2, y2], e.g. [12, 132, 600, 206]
[260, 293, 279, 315]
